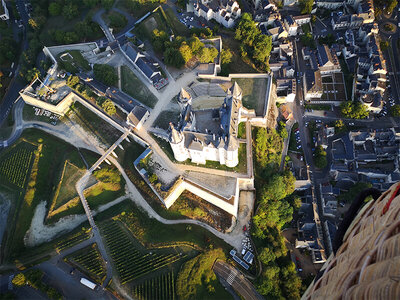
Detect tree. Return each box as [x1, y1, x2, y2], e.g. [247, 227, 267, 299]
[252, 34, 272, 64]
[12, 273, 26, 287]
[152, 29, 169, 52]
[0, 37, 17, 64]
[387, 0, 398, 13]
[48, 2, 62, 16]
[108, 12, 127, 30]
[299, 0, 313, 14]
[101, 98, 117, 115]
[101, 0, 114, 10]
[390, 104, 400, 117]
[25, 68, 40, 82]
[314, 145, 327, 169]
[62, 3, 79, 20]
[340, 101, 369, 119]
[235, 13, 260, 46]
[66, 75, 80, 88]
[164, 47, 185, 68]
[188, 36, 204, 54]
[83, 0, 99, 7]
[179, 42, 193, 64]
[334, 119, 346, 133]
[221, 48, 232, 65]
[93, 64, 118, 86]
[198, 47, 218, 63]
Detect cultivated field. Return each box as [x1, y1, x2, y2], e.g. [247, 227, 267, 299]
[120, 66, 158, 108]
[131, 272, 176, 300]
[101, 220, 186, 284]
[66, 243, 106, 284]
[0, 141, 36, 189]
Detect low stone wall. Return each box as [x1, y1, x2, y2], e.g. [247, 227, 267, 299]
[44, 42, 100, 61]
[21, 92, 75, 115]
[164, 178, 239, 217]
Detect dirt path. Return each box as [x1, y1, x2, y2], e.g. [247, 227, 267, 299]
[24, 196, 128, 247]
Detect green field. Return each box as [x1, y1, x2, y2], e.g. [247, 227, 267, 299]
[66, 243, 106, 284]
[0, 141, 36, 189]
[131, 272, 175, 300]
[153, 110, 180, 129]
[52, 161, 86, 211]
[59, 50, 91, 72]
[120, 66, 158, 108]
[69, 102, 122, 146]
[231, 78, 267, 115]
[101, 220, 186, 284]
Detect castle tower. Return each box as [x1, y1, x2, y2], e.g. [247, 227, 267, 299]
[169, 123, 189, 162]
[178, 87, 192, 109]
[230, 81, 243, 101]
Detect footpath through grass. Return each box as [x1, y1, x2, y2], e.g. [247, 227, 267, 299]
[120, 66, 158, 108]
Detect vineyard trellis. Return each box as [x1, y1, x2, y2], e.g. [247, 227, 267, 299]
[102, 220, 186, 284]
[0, 142, 36, 189]
[55, 230, 91, 252]
[66, 243, 106, 283]
[131, 272, 175, 300]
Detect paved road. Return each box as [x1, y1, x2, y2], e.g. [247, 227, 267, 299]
[293, 38, 331, 253]
[213, 260, 264, 300]
[0, 0, 29, 126]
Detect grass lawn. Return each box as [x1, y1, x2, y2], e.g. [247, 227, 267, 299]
[288, 122, 299, 152]
[231, 78, 267, 115]
[51, 161, 86, 211]
[305, 104, 332, 110]
[220, 36, 258, 75]
[60, 50, 91, 72]
[153, 110, 180, 129]
[237, 122, 246, 139]
[69, 102, 122, 146]
[163, 7, 190, 37]
[120, 66, 158, 108]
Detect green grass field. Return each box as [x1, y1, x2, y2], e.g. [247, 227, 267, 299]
[153, 110, 180, 129]
[120, 66, 158, 108]
[231, 78, 267, 115]
[59, 50, 91, 72]
[52, 161, 86, 210]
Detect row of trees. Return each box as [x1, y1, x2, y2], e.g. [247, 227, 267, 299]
[252, 127, 302, 299]
[67, 75, 117, 115]
[235, 13, 272, 70]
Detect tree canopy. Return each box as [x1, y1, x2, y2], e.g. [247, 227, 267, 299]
[340, 101, 369, 119]
[235, 13, 272, 69]
[299, 0, 313, 14]
[93, 64, 118, 86]
[313, 145, 327, 169]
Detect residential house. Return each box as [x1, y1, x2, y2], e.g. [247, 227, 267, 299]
[194, 0, 241, 28]
[284, 15, 298, 36]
